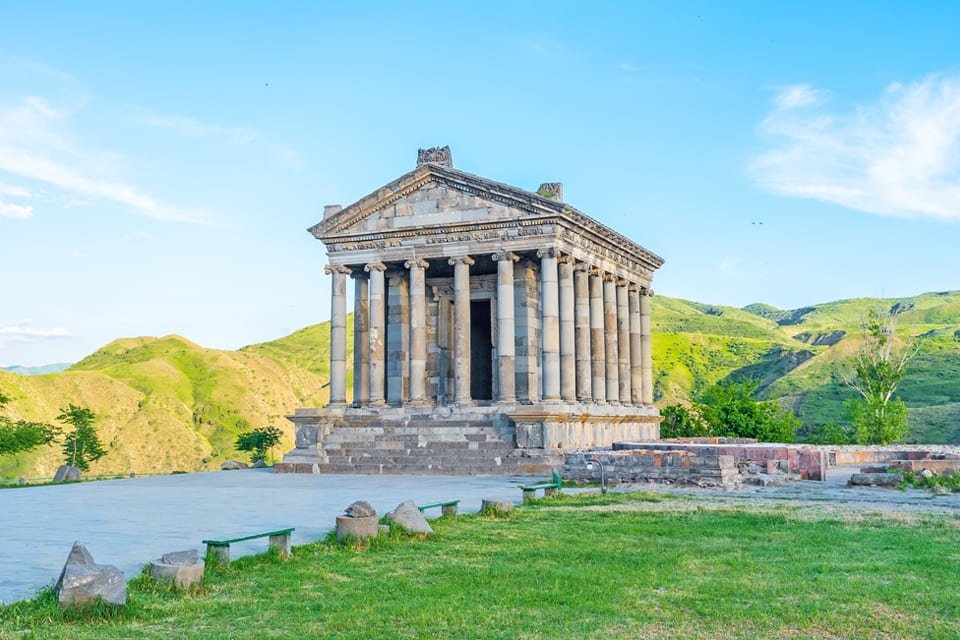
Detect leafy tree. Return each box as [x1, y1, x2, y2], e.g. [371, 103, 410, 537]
[660, 404, 710, 438]
[0, 392, 60, 457]
[58, 404, 106, 471]
[804, 422, 854, 445]
[660, 380, 800, 443]
[697, 379, 800, 443]
[235, 426, 283, 463]
[842, 308, 918, 444]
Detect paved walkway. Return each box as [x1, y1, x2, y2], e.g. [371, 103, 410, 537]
[0, 470, 528, 604]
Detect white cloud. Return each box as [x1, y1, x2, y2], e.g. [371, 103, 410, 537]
[0, 96, 213, 223]
[0, 182, 30, 198]
[0, 200, 32, 219]
[750, 75, 960, 221]
[130, 110, 258, 144]
[0, 324, 72, 346]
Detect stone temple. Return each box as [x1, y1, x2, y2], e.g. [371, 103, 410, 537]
[277, 147, 664, 475]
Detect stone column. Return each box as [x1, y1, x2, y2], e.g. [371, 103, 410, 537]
[573, 263, 592, 402]
[405, 258, 429, 405]
[386, 269, 411, 404]
[557, 256, 576, 402]
[589, 268, 605, 403]
[449, 256, 474, 405]
[629, 285, 642, 405]
[603, 274, 619, 403]
[616, 279, 631, 404]
[365, 262, 387, 405]
[351, 272, 369, 406]
[325, 264, 351, 406]
[493, 252, 518, 403]
[515, 258, 540, 403]
[538, 248, 560, 402]
[640, 287, 654, 405]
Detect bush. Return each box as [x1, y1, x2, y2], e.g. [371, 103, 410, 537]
[660, 380, 800, 443]
[804, 422, 854, 445]
[235, 426, 283, 463]
[848, 397, 909, 445]
[698, 379, 799, 443]
[660, 404, 710, 438]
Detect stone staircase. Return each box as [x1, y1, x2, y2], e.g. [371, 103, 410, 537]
[311, 416, 561, 476]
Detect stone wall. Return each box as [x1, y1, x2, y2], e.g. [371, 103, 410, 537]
[562, 449, 740, 488]
[613, 441, 827, 481]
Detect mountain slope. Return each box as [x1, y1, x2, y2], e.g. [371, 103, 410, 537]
[2, 291, 960, 478]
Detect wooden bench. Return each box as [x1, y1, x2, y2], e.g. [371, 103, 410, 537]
[520, 471, 563, 503]
[418, 499, 460, 517]
[202, 527, 294, 564]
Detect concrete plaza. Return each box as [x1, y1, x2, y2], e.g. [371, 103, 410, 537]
[0, 469, 527, 604]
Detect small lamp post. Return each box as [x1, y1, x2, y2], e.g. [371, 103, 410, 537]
[585, 456, 608, 495]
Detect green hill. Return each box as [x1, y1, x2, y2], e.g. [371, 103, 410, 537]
[2, 291, 959, 479]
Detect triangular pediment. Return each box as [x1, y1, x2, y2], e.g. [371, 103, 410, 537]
[310, 164, 564, 239]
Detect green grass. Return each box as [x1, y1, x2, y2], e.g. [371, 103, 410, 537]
[4, 495, 959, 639]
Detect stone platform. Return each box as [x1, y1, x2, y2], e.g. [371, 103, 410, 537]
[277, 404, 659, 476]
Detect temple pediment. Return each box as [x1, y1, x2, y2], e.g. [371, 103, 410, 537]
[309, 163, 562, 239]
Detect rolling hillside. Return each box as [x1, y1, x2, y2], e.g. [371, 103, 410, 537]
[1, 291, 959, 478]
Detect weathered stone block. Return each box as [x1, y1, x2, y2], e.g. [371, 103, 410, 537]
[385, 500, 433, 534]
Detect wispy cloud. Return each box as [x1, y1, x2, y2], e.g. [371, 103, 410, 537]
[750, 75, 960, 221]
[0, 182, 30, 198]
[0, 96, 213, 223]
[0, 323, 72, 346]
[0, 200, 32, 219]
[129, 109, 258, 144]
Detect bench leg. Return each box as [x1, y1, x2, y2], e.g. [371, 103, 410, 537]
[544, 486, 559, 498]
[269, 533, 292, 559]
[208, 544, 230, 565]
[442, 504, 459, 517]
[522, 489, 536, 504]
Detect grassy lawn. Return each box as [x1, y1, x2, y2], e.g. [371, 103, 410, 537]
[3, 492, 959, 639]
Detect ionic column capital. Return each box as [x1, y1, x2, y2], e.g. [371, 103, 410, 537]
[616, 278, 631, 288]
[536, 247, 557, 259]
[404, 258, 430, 270]
[364, 262, 387, 273]
[602, 273, 618, 282]
[640, 287, 655, 297]
[574, 262, 592, 273]
[491, 251, 519, 263]
[448, 256, 475, 267]
[324, 264, 352, 276]
[556, 255, 576, 265]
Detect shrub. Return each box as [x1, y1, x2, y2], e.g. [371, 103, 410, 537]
[235, 426, 283, 463]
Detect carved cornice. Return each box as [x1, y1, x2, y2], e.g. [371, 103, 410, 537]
[404, 258, 430, 270]
[324, 264, 352, 276]
[364, 262, 387, 272]
[309, 162, 665, 274]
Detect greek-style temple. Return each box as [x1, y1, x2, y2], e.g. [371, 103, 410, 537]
[277, 147, 664, 475]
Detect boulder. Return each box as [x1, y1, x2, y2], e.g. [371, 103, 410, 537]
[385, 500, 433, 535]
[53, 465, 81, 483]
[150, 548, 204, 589]
[344, 500, 376, 518]
[221, 460, 249, 470]
[252, 459, 268, 469]
[55, 542, 125, 607]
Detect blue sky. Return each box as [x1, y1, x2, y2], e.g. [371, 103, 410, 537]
[2, 1, 959, 366]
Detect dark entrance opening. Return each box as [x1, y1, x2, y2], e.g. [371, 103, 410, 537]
[470, 300, 493, 401]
